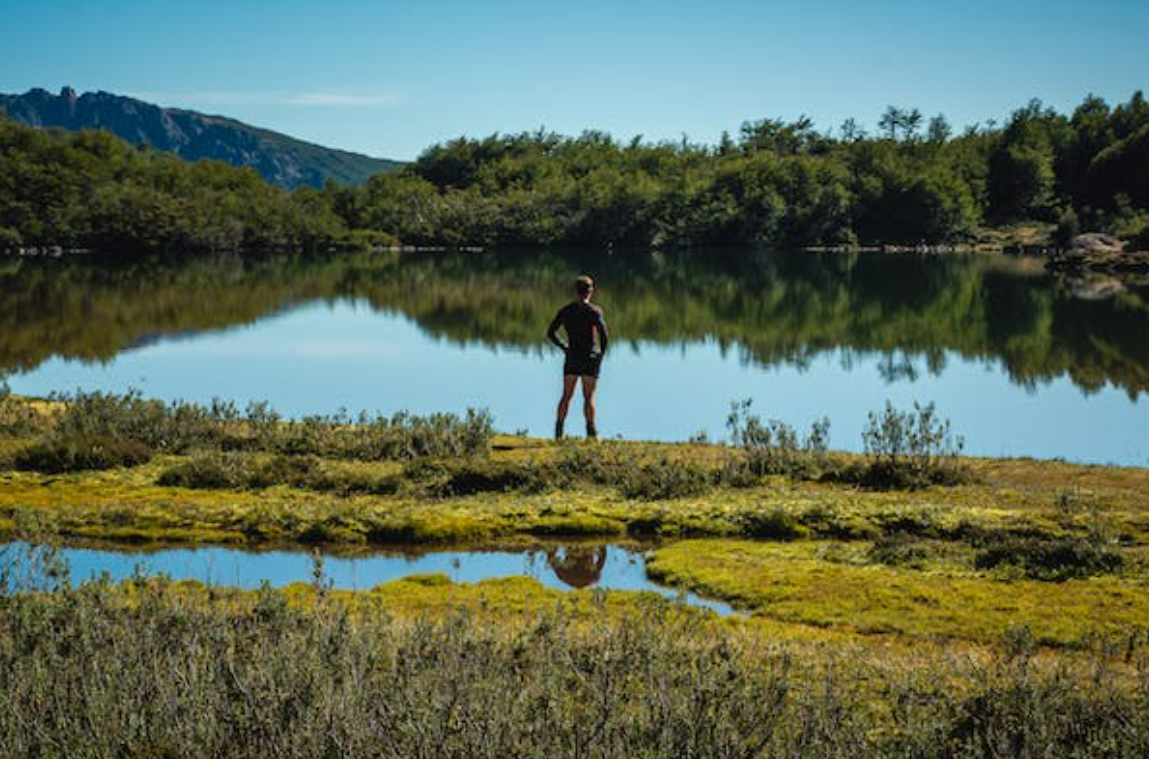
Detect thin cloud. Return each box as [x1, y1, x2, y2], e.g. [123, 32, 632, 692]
[130, 91, 401, 108]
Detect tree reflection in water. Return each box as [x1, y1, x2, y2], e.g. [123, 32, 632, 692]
[2, 248, 1147, 397]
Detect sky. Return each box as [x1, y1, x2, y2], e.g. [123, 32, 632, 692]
[2, 0, 1147, 160]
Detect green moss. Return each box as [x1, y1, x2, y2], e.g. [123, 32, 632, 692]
[647, 539, 1149, 647]
[1, 434, 1147, 551]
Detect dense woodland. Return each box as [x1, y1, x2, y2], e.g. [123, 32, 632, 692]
[2, 93, 1148, 253]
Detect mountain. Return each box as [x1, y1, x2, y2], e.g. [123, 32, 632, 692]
[0, 87, 402, 189]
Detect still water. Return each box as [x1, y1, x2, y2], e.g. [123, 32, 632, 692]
[3, 248, 1147, 464]
[0, 542, 738, 616]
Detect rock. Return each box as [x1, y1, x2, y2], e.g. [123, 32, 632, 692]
[1068, 233, 1126, 255]
[1064, 275, 1126, 301]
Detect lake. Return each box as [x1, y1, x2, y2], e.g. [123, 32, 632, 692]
[3, 248, 1147, 464]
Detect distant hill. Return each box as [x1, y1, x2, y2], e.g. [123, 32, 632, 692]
[0, 87, 402, 189]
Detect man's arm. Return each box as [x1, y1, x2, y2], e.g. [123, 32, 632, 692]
[547, 309, 568, 351]
[596, 309, 609, 355]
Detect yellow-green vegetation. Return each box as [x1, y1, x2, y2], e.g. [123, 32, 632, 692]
[3, 390, 1148, 651]
[647, 539, 1148, 647]
[3, 439, 1147, 547]
[1, 571, 1147, 757]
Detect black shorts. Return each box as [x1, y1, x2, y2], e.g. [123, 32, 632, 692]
[564, 352, 603, 378]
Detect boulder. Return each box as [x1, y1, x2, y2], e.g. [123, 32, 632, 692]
[1068, 233, 1126, 255]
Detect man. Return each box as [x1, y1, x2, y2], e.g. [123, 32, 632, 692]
[547, 274, 609, 439]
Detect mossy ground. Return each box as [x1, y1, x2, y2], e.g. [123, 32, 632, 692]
[3, 426, 1147, 650]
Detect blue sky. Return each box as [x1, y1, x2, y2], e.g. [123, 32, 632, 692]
[2, 0, 1147, 160]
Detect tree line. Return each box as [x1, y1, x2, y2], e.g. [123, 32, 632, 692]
[2, 92, 1147, 253]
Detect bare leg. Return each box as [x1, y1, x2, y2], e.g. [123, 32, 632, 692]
[581, 376, 598, 437]
[556, 375, 577, 438]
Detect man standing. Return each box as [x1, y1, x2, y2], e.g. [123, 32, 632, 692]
[547, 274, 609, 439]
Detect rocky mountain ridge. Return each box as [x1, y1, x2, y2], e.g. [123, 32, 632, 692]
[0, 87, 401, 189]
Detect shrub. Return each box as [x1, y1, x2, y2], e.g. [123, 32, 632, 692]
[859, 401, 967, 489]
[619, 457, 713, 500]
[738, 508, 808, 540]
[725, 400, 831, 480]
[2, 579, 1145, 757]
[243, 453, 320, 489]
[973, 536, 1125, 580]
[13, 434, 154, 473]
[867, 533, 936, 568]
[41, 391, 493, 462]
[50, 390, 223, 453]
[0, 381, 43, 437]
[158, 452, 401, 495]
[412, 458, 549, 497]
[157, 451, 251, 489]
[550, 443, 633, 488]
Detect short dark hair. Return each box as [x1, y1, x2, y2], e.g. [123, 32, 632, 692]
[575, 275, 594, 296]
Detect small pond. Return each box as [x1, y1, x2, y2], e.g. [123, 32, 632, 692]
[0, 541, 738, 616]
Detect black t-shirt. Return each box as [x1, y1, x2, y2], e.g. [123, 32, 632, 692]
[548, 301, 608, 356]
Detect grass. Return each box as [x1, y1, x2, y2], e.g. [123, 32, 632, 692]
[2, 442, 1146, 547]
[646, 539, 1149, 647]
[0, 571, 1146, 758]
[1, 392, 1147, 651]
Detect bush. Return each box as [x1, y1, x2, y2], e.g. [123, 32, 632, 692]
[2, 578, 1145, 757]
[156, 451, 250, 489]
[974, 536, 1125, 580]
[50, 390, 224, 453]
[0, 381, 42, 437]
[14, 434, 154, 473]
[410, 458, 549, 497]
[618, 457, 713, 500]
[738, 508, 808, 540]
[725, 400, 831, 480]
[859, 401, 967, 489]
[867, 533, 936, 568]
[273, 408, 494, 461]
[41, 392, 493, 462]
[550, 444, 634, 488]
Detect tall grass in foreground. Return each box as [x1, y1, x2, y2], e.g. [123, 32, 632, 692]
[0, 574, 1145, 758]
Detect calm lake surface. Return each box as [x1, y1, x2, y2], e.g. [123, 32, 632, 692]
[3, 248, 1148, 464]
[0, 542, 737, 615]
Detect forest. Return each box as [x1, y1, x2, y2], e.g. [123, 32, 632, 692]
[2, 93, 1148, 253]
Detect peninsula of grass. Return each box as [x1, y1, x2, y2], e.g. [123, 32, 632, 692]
[2, 389, 1147, 649]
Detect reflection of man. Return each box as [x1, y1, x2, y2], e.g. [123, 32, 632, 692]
[545, 546, 608, 589]
[547, 275, 609, 440]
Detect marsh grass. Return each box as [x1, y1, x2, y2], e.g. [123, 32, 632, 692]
[4, 391, 493, 473]
[0, 574, 1146, 758]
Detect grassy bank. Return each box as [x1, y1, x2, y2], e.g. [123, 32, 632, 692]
[1, 573, 1146, 758]
[2, 390, 1147, 649]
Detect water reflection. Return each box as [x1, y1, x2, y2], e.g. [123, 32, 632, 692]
[3, 248, 1147, 397]
[545, 546, 608, 589]
[4, 249, 1149, 462]
[0, 541, 737, 616]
